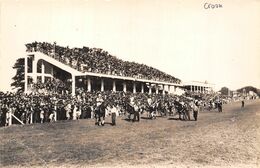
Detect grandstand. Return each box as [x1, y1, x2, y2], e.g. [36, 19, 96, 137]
[24, 42, 182, 95]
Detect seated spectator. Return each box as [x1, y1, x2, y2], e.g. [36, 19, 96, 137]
[25, 42, 181, 84]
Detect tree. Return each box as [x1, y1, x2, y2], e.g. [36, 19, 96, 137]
[219, 87, 229, 95]
[11, 58, 25, 92]
[237, 86, 260, 96]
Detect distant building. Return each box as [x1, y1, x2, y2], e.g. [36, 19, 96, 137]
[183, 81, 215, 93]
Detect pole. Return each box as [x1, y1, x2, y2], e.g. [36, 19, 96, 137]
[24, 55, 28, 93]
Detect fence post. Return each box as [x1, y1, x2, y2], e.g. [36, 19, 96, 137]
[30, 112, 33, 124]
[9, 112, 12, 126]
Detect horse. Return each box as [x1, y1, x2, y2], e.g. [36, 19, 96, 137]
[181, 104, 191, 121]
[147, 103, 157, 120]
[124, 102, 140, 122]
[157, 101, 169, 117]
[168, 103, 175, 116]
[94, 101, 108, 126]
[173, 101, 191, 121]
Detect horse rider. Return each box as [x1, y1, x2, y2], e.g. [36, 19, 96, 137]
[147, 96, 155, 119]
[96, 94, 104, 110]
[94, 94, 105, 125]
[130, 95, 135, 106]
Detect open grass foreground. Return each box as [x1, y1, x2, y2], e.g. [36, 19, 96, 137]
[1, 100, 260, 168]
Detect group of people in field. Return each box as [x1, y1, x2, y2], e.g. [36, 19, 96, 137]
[207, 100, 223, 112]
[0, 90, 216, 127]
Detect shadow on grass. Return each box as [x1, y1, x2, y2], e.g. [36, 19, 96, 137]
[122, 118, 133, 122]
[168, 118, 180, 120]
[140, 116, 152, 120]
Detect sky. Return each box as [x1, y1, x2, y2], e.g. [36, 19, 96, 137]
[0, 0, 260, 92]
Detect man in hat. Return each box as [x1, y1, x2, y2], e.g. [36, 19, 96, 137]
[192, 102, 199, 121]
[110, 103, 117, 126]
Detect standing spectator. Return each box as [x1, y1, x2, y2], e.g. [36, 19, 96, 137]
[76, 106, 81, 120]
[65, 103, 71, 120]
[111, 104, 117, 126]
[192, 102, 199, 121]
[241, 99, 245, 108]
[217, 100, 223, 112]
[5, 106, 11, 126]
[72, 105, 77, 120]
[40, 108, 44, 123]
[49, 112, 55, 122]
[133, 103, 140, 122]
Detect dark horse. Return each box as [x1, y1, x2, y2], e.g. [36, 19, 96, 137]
[94, 101, 108, 126]
[173, 101, 191, 121]
[125, 103, 140, 122]
[147, 103, 157, 120]
[157, 101, 169, 117]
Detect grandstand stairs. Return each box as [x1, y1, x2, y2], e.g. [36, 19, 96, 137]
[28, 52, 84, 76]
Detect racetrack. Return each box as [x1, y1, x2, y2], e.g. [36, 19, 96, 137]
[0, 100, 260, 168]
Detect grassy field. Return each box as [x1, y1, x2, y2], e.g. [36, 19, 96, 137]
[0, 100, 260, 168]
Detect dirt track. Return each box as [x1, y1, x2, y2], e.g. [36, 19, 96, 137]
[0, 100, 260, 168]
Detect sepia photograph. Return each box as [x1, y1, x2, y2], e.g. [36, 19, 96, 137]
[0, 0, 260, 167]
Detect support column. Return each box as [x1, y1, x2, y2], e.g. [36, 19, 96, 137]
[123, 82, 127, 92]
[51, 66, 54, 79]
[155, 84, 159, 94]
[30, 112, 33, 124]
[41, 61, 45, 83]
[9, 113, 12, 126]
[133, 82, 136, 93]
[141, 83, 144, 93]
[101, 79, 104, 92]
[112, 80, 116, 92]
[32, 57, 37, 83]
[190, 85, 192, 92]
[162, 85, 165, 95]
[72, 75, 75, 96]
[87, 77, 91, 92]
[24, 56, 28, 93]
[168, 85, 171, 93]
[149, 84, 152, 94]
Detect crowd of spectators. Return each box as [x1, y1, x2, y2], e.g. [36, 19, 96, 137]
[25, 42, 181, 84]
[32, 78, 69, 94]
[0, 88, 201, 127]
